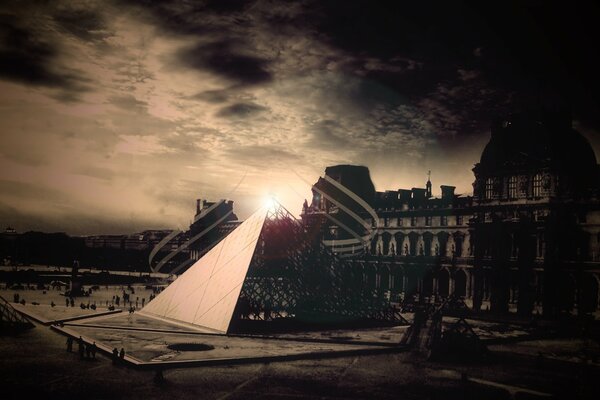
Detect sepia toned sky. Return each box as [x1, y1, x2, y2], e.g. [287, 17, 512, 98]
[1, 0, 600, 235]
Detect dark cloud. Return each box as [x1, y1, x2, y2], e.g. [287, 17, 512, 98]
[0, 14, 90, 98]
[306, 1, 600, 136]
[222, 144, 301, 168]
[202, 0, 254, 15]
[108, 95, 149, 113]
[178, 40, 272, 85]
[133, 0, 598, 113]
[52, 7, 110, 42]
[216, 102, 269, 118]
[189, 87, 248, 104]
[307, 119, 351, 150]
[0, 16, 62, 86]
[118, 0, 255, 36]
[190, 89, 231, 103]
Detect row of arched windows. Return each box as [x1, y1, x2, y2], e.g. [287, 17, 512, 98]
[484, 174, 546, 199]
[370, 231, 468, 257]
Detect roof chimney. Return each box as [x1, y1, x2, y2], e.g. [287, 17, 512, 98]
[440, 185, 455, 201]
[412, 188, 426, 201]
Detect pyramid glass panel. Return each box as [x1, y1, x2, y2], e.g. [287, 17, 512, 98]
[141, 207, 268, 333]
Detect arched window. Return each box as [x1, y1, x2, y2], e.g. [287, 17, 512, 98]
[508, 176, 517, 199]
[485, 178, 494, 199]
[532, 174, 543, 197]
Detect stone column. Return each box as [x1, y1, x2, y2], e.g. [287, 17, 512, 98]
[466, 269, 472, 299]
[447, 235, 455, 258]
[490, 220, 511, 314]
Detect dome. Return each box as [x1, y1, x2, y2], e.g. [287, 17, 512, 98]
[479, 110, 597, 176]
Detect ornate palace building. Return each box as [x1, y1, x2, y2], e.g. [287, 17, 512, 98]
[302, 109, 600, 316]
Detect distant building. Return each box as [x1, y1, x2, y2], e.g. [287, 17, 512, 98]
[302, 110, 600, 316]
[188, 199, 240, 261]
[84, 229, 187, 251]
[84, 234, 127, 249]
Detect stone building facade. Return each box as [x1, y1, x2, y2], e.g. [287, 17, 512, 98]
[301, 110, 600, 316]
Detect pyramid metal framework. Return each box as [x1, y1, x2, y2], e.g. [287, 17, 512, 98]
[141, 202, 404, 334]
[0, 296, 34, 334]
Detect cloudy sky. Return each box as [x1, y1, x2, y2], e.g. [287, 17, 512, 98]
[1, 0, 599, 235]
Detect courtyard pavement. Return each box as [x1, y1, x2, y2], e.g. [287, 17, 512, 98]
[2, 285, 600, 399]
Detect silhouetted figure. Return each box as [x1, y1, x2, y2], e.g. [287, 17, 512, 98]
[119, 348, 125, 361]
[65, 298, 69, 307]
[78, 337, 84, 359]
[66, 337, 73, 352]
[112, 348, 119, 364]
[91, 342, 97, 359]
[154, 369, 165, 385]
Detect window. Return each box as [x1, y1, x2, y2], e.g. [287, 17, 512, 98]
[410, 216, 416, 227]
[508, 176, 517, 199]
[537, 233, 545, 258]
[456, 215, 463, 225]
[440, 216, 448, 226]
[397, 217, 403, 226]
[532, 174, 543, 197]
[425, 216, 432, 226]
[485, 178, 494, 199]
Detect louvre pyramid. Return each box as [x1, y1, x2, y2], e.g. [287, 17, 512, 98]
[140, 206, 268, 333]
[141, 201, 404, 334]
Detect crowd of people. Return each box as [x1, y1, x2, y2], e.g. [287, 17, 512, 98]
[65, 335, 128, 366]
[9, 283, 165, 310]
[66, 336, 98, 360]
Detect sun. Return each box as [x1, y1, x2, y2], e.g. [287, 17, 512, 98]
[265, 195, 278, 211]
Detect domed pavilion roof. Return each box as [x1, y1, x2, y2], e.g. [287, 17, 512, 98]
[479, 110, 597, 175]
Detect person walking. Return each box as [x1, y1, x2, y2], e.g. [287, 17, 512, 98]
[91, 342, 97, 359]
[119, 348, 125, 362]
[66, 337, 73, 352]
[112, 348, 119, 364]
